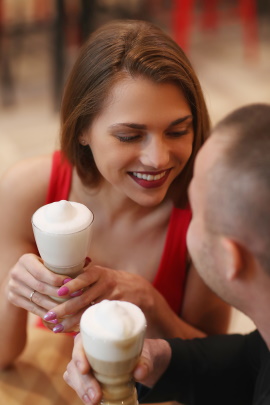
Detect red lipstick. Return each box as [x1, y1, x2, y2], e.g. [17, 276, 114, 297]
[128, 170, 171, 189]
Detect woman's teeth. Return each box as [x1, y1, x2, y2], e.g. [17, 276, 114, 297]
[132, 171, 166, 181]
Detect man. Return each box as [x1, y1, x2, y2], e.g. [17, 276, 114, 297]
[63, 103, 270, 405]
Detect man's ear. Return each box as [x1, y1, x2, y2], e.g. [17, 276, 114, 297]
[221, 237, 244, 281]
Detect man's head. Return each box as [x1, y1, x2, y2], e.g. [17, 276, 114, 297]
[187, 103, 270, 309]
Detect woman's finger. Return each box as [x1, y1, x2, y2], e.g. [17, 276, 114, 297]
[44, 284, 105, 321]
[51, 309, 85, 333]
[8, 280, 58, 311]
[16, 253, 66, 286]
[56, 266, 100, 297]
[8, 289, 55, 320]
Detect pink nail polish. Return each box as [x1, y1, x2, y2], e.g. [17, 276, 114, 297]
[62, 278, 72, 285]
[53, 324, 64, 333]
[70, 289, 83, 298]
[57, 286, 69, 296]
[44, 311, 57, 321]
[48, 319, 58, 324]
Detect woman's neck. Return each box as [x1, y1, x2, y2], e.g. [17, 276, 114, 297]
[70, 170, 173, 224]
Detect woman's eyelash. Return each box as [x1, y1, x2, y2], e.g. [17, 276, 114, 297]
[115, 135, 141, 142]
[167, 130, 188, 137]
[115, 128, 190, 142]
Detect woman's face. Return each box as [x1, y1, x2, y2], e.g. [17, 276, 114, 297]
[83, 76, 194, 207]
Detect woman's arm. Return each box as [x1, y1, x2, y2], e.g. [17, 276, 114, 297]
[145, 262, 231, 339]
[40, 262, 231, 339]
[0, 156, 52, 369]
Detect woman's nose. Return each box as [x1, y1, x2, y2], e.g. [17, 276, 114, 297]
[140, 138, 170, 169]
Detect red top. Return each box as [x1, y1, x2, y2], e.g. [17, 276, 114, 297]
[45, 151, 191, 315]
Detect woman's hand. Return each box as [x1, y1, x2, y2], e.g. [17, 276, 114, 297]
[63, 333, 172, 405]
[7, 253, 67, 321]
[43, 263, 160, 333]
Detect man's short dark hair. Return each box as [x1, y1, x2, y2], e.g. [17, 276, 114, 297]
[206, 103, 270, 273]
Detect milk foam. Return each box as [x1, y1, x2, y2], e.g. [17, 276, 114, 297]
[81, 300, 146, 362]
[32, 200, 93, 234]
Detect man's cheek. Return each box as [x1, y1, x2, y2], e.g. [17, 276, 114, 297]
[186, 224, 195, 256]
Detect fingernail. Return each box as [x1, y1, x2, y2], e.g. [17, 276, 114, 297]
[62, 278, 72, 285]
[44, 311, 57, 321]
[47, 319, 58, 324]
[84, 257, 91, 267]
[75, 360, 83, 371]
[82, 394, 91, 404]
[134, 363, 148, 380]
[88, 388, 96, 401]
[70, 289, 83, 298]
[53, 323, 64, 333]
[57, 286, 69, 296]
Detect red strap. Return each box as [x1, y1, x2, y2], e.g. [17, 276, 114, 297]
[153, 207, 191, 314]
[45, 151, 72, 204]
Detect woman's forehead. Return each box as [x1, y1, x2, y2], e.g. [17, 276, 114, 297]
[101, 76, 190, 116]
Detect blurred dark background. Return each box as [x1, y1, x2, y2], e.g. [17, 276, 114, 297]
[1, 1, 269, 112]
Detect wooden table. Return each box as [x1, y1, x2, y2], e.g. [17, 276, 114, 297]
[0, 325, 83, 405]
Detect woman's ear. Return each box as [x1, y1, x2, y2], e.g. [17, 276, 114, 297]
[221, 238, 244, 281]
[79, 135, 87, 146]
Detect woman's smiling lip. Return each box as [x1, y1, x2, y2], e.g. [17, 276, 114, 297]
[128, 169, 171, 189]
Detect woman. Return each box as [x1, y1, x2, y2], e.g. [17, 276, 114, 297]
[0, 20, 230, 370]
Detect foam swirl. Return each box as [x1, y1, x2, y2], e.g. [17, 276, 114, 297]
[32, 200, 93, 234]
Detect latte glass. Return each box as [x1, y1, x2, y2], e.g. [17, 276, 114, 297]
[80, 300, 147, 405]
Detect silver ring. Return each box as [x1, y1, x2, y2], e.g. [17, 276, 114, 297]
[29, 290, 36, 302]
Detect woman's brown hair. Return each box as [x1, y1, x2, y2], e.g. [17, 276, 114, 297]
[60, 19, 210, 207]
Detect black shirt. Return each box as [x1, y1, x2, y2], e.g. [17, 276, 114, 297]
[140, 330, 270, 405]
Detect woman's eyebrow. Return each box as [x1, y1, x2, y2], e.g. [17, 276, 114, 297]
[169, 115, 193, 127]
[109, 115, 193, 131]
[109, 123, 147, 130]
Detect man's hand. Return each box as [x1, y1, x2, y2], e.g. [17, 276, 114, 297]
[63, 333, 102, 404]
[63, 333, 172, 404]
[134, 338, 172, 387]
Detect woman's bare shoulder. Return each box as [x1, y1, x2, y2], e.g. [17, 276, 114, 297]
[0, 154, 53, 243]
[0, 154, 52, 203]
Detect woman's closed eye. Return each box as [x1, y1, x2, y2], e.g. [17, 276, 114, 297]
[166, 115, 193, 138]
[166, 129, 190, 138]
[166, 121, 193, 138]
[114, 133, 142, 143]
